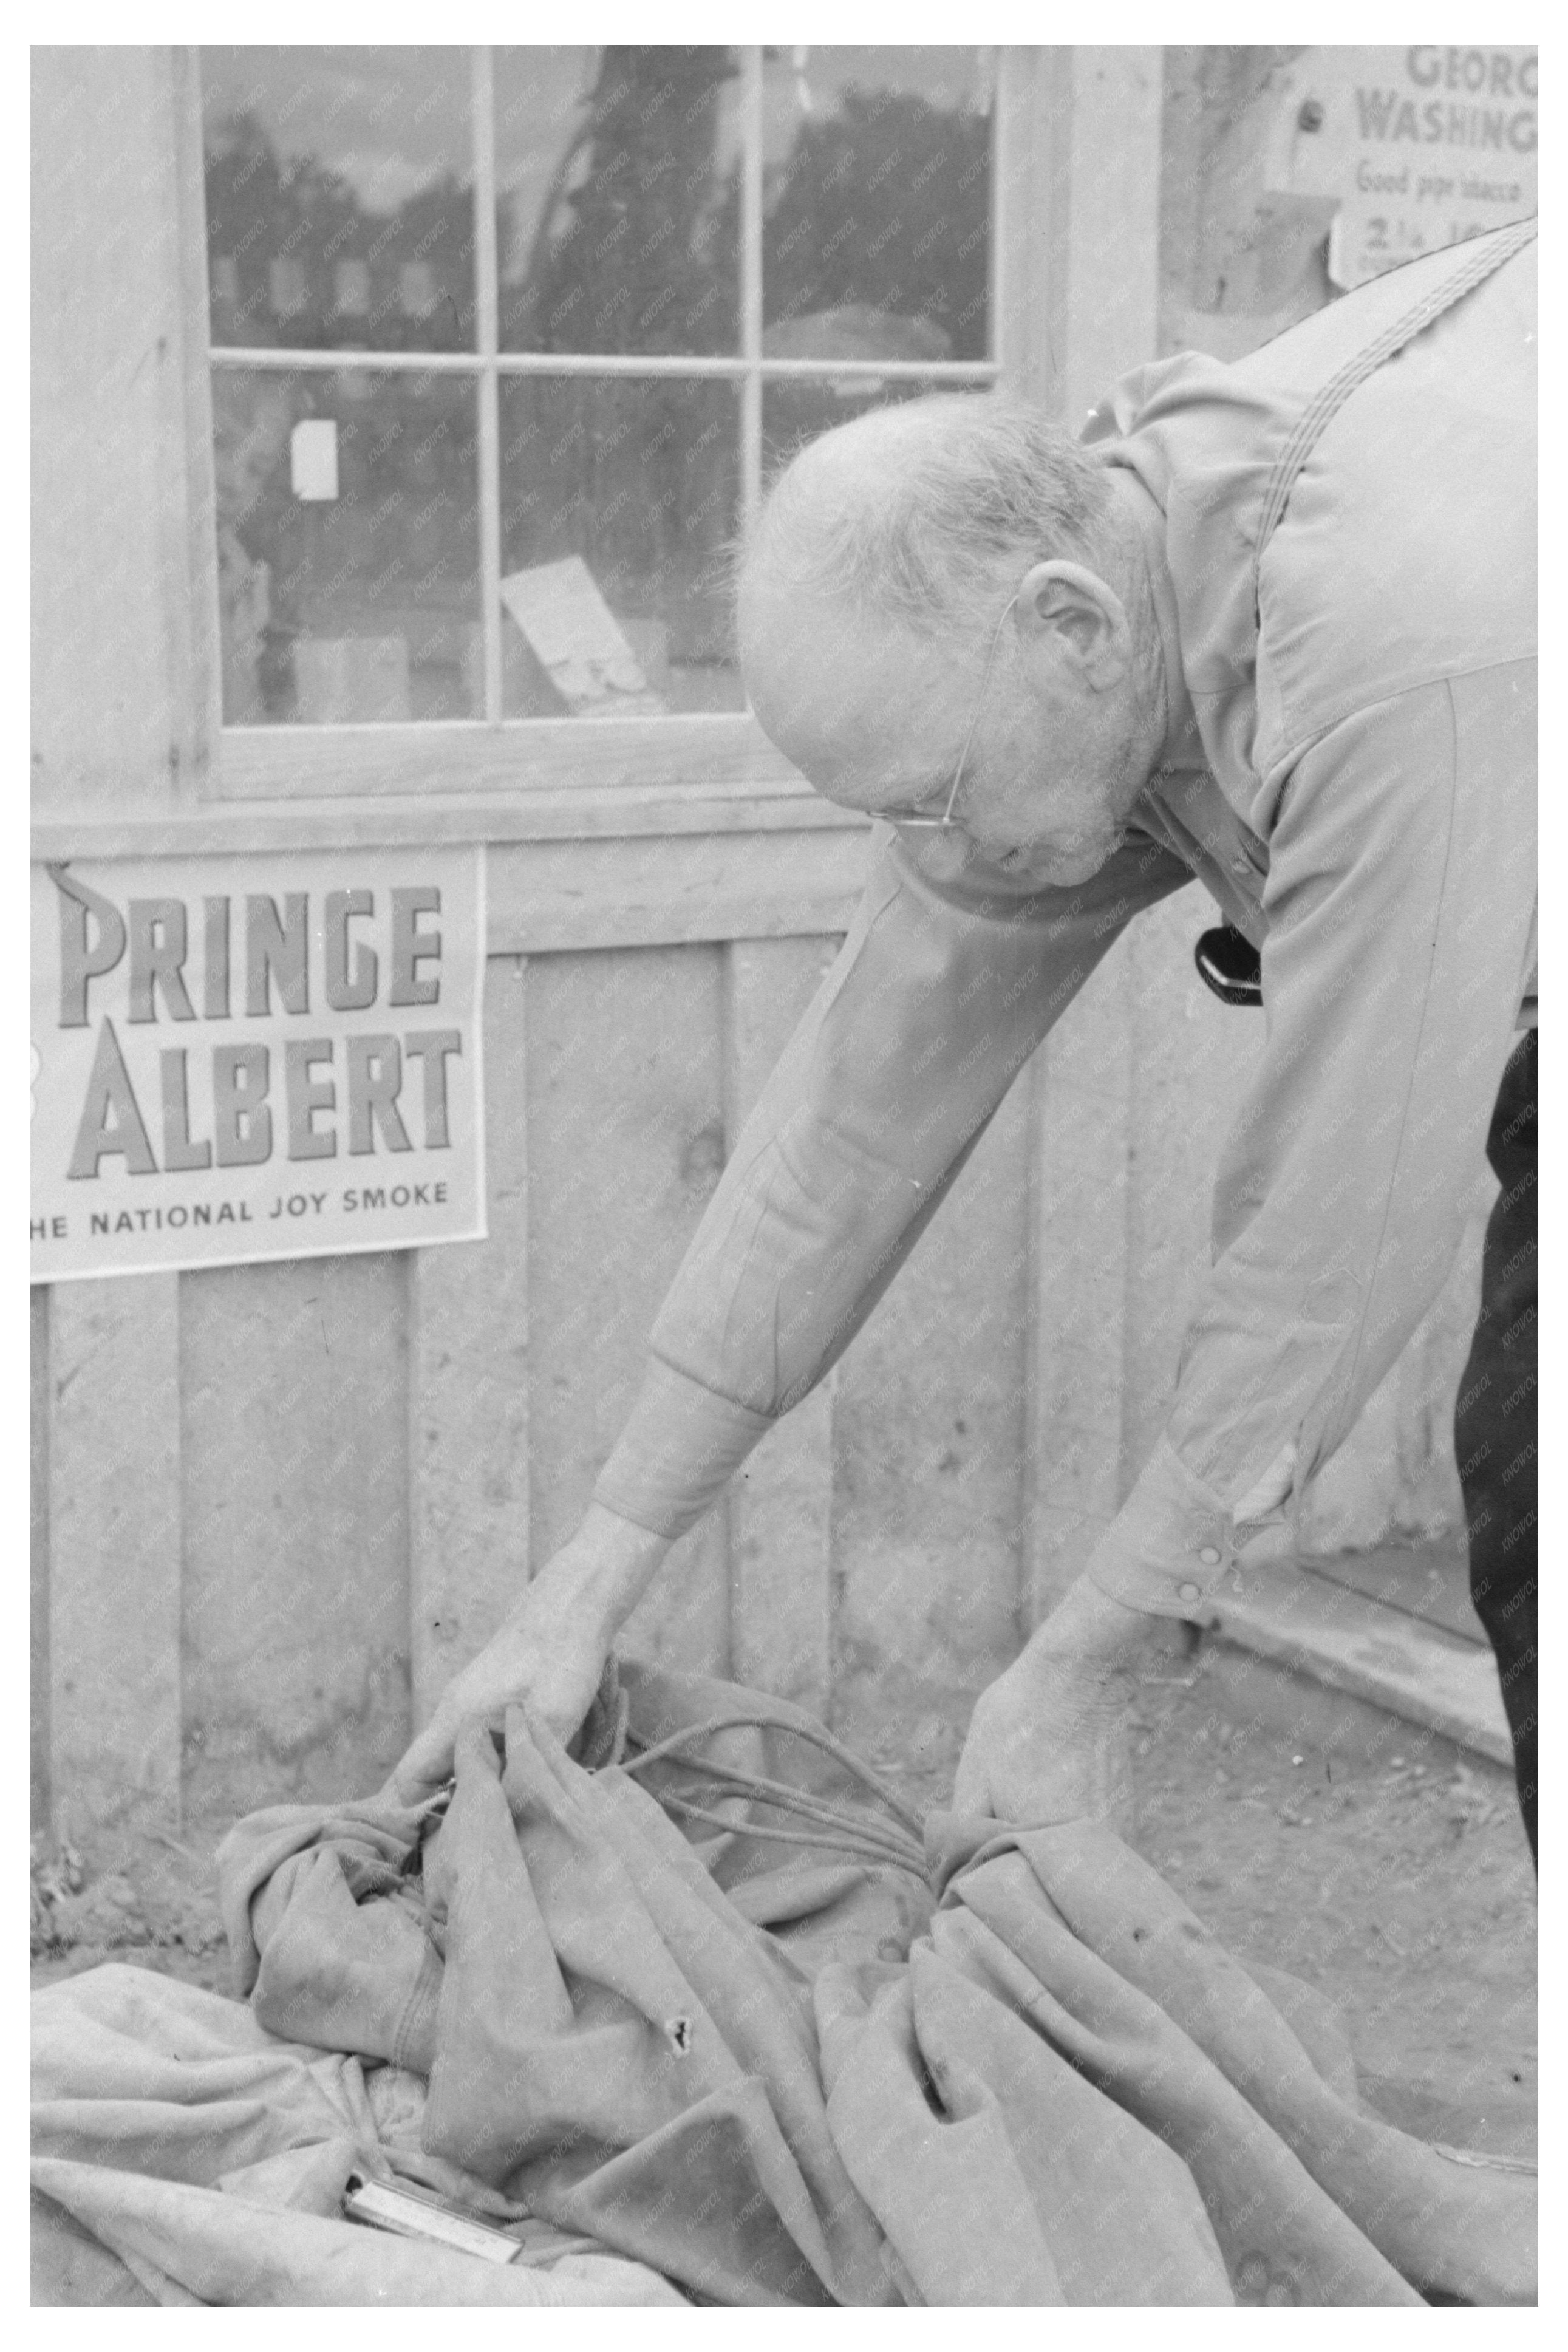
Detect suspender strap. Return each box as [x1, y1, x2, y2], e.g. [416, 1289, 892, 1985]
[1253, 217, 1538, 595]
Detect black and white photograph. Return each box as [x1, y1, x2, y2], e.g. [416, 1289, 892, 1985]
[29, 26, 1539, 2310]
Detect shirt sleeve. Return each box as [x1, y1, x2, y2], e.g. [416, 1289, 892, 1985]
[594, 827, 1193, 1538]
[1087, 660, 1537, 1618]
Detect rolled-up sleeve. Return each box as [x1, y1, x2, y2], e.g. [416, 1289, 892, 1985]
[595, 829, 1192, 1538]
[1088, 660, 1538, 1617]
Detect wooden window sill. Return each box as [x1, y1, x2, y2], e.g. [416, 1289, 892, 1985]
[30, 755, 874, 955]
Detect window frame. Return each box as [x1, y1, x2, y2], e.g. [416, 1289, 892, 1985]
[189, 43, 1015, 802]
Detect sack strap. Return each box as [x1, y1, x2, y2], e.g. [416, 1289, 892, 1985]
[622, 1709, 931, 1881]
[1253, 217, 1538, 598]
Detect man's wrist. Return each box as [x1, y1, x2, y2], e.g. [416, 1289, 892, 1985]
[531, 1503, 673, 1646]
[1023, 1573, 1156, 1682]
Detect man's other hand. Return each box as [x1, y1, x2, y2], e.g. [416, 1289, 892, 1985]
[952, 1576, 1156, 1831]
[384, 1505, 672, 1802]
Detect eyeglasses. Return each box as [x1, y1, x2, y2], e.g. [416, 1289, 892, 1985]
[873, 591, 1020, 830]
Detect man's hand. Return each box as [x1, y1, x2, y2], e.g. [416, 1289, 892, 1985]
[386, 1505, 671, 1802]
[952, 1575, 1157, 1830]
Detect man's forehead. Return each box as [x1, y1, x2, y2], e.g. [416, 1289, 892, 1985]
[742, 608, 965, 797]
[741, 581, 958, 726]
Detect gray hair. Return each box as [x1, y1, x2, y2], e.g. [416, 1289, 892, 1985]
[743, 393, 1115, 637]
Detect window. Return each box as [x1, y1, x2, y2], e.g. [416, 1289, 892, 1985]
[201, 46, 999, 750]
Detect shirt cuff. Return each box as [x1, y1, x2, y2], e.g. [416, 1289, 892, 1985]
[591, 1357, 775, 1542]
[1083, 1435, 1238, 1620]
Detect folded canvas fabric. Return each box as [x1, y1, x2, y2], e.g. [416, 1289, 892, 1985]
[32, 1663, 1536, 2306]
[30, 1963, 684, 2306]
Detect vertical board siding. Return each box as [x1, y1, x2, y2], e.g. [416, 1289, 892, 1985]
[525, 945, 731, 1677]
[828, 1082, 1034, 1788]
[30, 49, 203, 810]
[31, 1288, 51, 1835]
[35, 907, 1498, 1850]
[409, 953, 531, 1722]
[1157, 49, 1338, 361]
[1300, 1190, 1491, 1559]
[1122, 895, 1262, 1483]
[1058, 50, 1165, 423]
[48, 1275, 183, 1855]
[31, 42, 1502, 1872]
[180, 1253, 411, 1828]
[1022, 941, 1136, 1630]
[724, 937, 841, 1716]
[994, 48, 1067, 409]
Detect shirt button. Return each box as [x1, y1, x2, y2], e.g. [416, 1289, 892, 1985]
[1177, 1582, 1202, 1604]
[1198, 1545, 1222, 1566]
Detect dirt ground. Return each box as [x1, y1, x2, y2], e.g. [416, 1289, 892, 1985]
[31, 1631, 1536, 2167]
[1123, 1634, 1537, 2162]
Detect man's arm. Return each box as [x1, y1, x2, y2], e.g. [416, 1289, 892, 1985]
[955, 662, 1536, 1825]
[389, 825, 1191, 1795]
[1092, 663, 1535, 1612]
[592, 824, 1193, 1538]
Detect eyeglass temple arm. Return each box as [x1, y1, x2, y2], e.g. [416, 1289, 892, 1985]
[941, 591, 1020, 823]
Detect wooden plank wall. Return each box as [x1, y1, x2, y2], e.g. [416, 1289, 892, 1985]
[32, 892, 1498, 1864]
[829, 1083, 1032, 1788]
[31, 44, 1497, 1873]
[47, 1278, 182, 1852]
[31, 46, 211, 813]
[180, 1255, 412, 1829]
[409, 953, 533, 1722]
[30, 1288, 51, 1835]
[30, 922, 1144, 1860]
[726, 939, 841, 1719]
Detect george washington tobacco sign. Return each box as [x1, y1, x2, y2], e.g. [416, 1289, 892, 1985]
[1266, 46, 1538, 290]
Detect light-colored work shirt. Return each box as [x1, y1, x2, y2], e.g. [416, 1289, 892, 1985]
[595, 223, 1537, 1623]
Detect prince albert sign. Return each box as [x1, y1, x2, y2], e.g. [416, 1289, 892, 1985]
[30, 848, 487, 1281]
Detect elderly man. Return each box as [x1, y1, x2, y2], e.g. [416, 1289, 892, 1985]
[397, 219, 1536, 1856]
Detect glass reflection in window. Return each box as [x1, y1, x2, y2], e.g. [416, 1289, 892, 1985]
[213, 370, 480, 723]
[498, 379, 743, 715]
[494, 46, 742, 357]
[202, 47, 477, 352]
[760, 47, 993, 366]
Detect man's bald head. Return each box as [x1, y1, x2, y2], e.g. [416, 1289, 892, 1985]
[732, 392, 1169, 888]
[738, 393, 1114, 653]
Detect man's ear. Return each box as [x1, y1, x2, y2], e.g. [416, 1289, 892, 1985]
[1015, 559, 1132, 687]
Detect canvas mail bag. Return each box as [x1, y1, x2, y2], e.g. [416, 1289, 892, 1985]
[191, 1665, 1536, 2306]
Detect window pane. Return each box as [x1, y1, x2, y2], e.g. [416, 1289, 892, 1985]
[214, 370, 480, 724]
[498, 380, 743, 714]
[494, 47, 741, 355]
[202, 47, 476, 351]
[763, 376, 990, 486]
[761, 47, 993, 364]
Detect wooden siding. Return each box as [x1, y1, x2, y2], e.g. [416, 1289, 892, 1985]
[30, 1288, 51, 1834]
[829, 1076, 1032, 1779]
[523, 943, 733, 1679]
[47, 1277, 183, 1849]
[31, 46, 214, 810]
[179, 1254, 412, 1829]
[16, 925, 1065, 1852]
[33, 898, 1490, 1863]
[725, 938, 842, 1720]
[409, 954, 533, 1723]
[30, 44, 1498, 1870]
